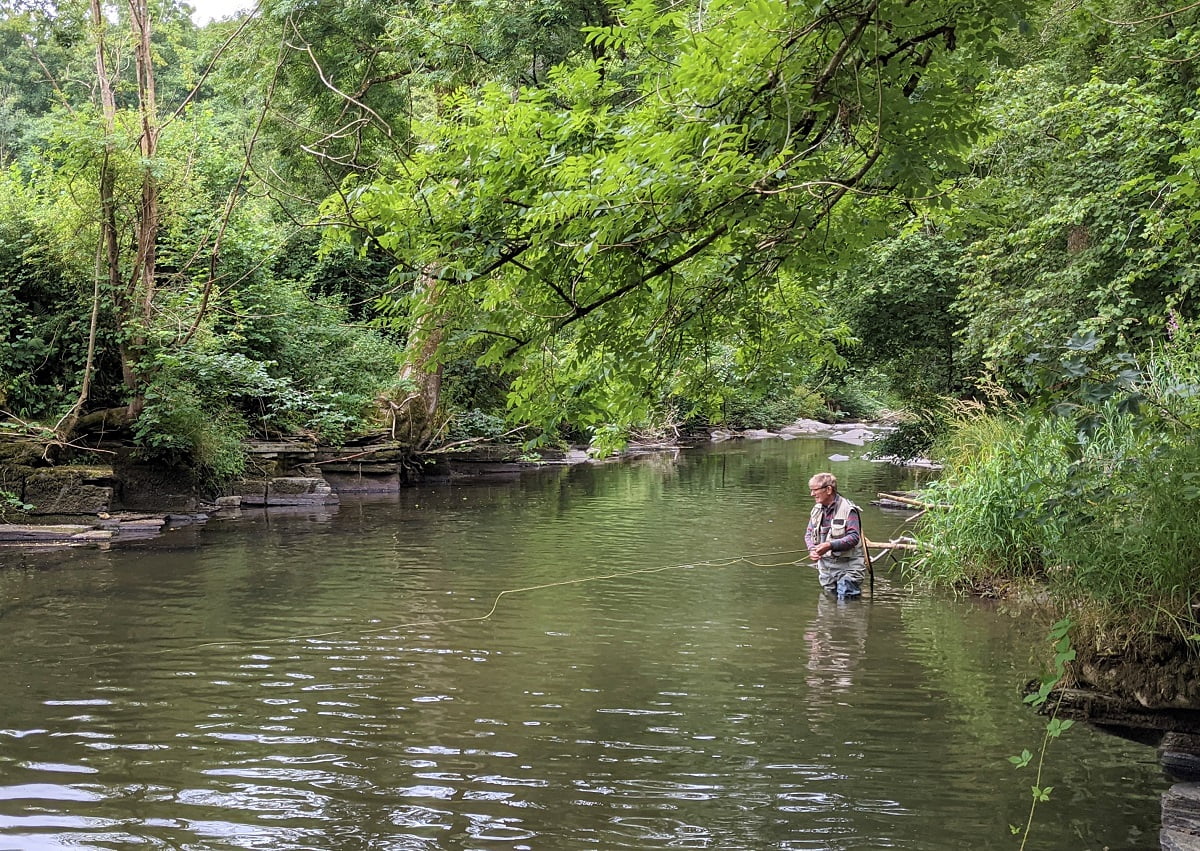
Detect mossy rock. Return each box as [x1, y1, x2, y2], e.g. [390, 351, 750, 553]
[23, 466, 116, 516]
[0, 439, 45, 467]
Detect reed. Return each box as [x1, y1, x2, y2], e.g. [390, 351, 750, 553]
[1047, 428, 1200, 620]
[915, 411, 1070, 589]
[912, 326, 1200, 624]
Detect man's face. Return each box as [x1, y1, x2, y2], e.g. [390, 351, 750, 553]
[809, 483, 835, 507]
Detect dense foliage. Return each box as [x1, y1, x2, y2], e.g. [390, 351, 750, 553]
[918, 320, 1200, 628]
[348, 0, 1030, 446]
[870, 0, 1200, 629]
[1, 0, 1040, 465]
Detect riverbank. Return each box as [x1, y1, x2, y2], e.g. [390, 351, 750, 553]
[1, 419, 917, 549]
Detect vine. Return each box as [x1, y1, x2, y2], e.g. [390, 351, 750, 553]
[1009, 616, 1076, 848]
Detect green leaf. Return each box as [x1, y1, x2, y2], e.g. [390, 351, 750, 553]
[1009, 749, 1033, 768]
[1047, 718, 1074, 738]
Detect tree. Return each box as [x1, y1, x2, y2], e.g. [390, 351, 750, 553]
[0, 0, 416, 474]
[952, 67, 1197, 380]
[217, 0, 617, 443]
[52, 0, 163, 437]
[2, 0, 272, 438]
[351, 0, 1032, 444]
[837, 226, 970, 402]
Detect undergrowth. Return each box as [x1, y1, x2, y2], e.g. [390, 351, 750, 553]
[911, 323, 1200, 628]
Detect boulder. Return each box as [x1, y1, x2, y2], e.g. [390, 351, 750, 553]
[784, 419, 830, 434]
[829, 427, 879, 446]
[322, 464, 402, 494]
[1163, 734, 1200, 782]
[742, 429, 779, 440]
[264, 477, 338, 505]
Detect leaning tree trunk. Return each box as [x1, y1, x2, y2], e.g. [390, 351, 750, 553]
[388, 267, 445, 445]
[124, 0, 159, 420]
[56, 0, 123, 443]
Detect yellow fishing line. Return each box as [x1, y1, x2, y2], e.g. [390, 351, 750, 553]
[176, 549, 810, 653]
[29, 550, 810, 663]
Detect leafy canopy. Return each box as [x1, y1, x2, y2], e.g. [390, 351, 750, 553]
[351, 0, 1030, 437]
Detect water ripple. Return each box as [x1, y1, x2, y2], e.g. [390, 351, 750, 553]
[0, 441, 1168, 850]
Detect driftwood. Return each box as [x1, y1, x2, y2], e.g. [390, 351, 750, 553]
[72, 406, 134, 433]
[862, 536, 923, 566]
[864, 536, 920, 551]
[877, 491, 952, 510]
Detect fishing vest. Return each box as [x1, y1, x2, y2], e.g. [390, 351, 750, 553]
[809, 495, 864, 561]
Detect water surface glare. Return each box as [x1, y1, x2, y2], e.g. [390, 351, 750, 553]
[0, 439, 1166, 849]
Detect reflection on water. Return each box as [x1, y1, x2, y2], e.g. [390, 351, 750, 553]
[804, 594, 868, 712]
[0, 439, 1167, 850]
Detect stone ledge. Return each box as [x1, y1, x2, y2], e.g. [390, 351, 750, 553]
[1044, 687, 1200, 736]
[0, 515, 169, 547]
[1164, 784, 1200, 849]
[235, 476, 339, 506]
[0, 524, 96, 540]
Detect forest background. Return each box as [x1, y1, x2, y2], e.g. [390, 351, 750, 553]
[1, 0, 1199, 638]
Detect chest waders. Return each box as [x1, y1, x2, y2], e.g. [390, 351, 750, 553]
[810, 495, 869, 597]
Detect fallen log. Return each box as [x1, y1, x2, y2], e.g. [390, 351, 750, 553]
[73, 406, 135, 433]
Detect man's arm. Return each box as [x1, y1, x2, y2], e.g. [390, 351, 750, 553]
[804, 510, 819, 551]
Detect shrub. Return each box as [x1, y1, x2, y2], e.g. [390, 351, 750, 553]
[913, 322, 1200, 623]
[873, 413, 945, 463]
[724, 388, 822, 429]
[443, 408, 510, 443]
[132, 379, 248, 488]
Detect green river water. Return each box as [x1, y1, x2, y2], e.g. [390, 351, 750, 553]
[0, 437, 1168, 849]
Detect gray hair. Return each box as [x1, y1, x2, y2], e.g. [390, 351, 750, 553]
[808, 472, 837, 493]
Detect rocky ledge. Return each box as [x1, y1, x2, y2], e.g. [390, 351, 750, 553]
[1041, 638, 1200, 849]
[0, 434, 602, 548]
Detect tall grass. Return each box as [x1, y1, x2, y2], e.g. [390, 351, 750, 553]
[917, 408, 1071, 587]
[914, 327, 1200, 624]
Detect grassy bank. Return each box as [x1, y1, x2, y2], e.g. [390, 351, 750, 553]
[908, 326, 1200, 644]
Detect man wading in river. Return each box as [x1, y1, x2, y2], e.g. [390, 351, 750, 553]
[804, 473, 866, 598]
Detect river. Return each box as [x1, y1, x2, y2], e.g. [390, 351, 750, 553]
[0, 438, 1168, 849]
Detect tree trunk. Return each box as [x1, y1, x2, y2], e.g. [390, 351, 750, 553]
[57, 0, 122, 442]
[125, 0, 159, 419]
[389, 267, 445, 445]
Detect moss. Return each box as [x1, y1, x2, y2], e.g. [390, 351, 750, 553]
[0, 439, 45, 468]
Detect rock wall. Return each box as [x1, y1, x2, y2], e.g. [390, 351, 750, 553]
[1, 437, 570, 546]
[1163, 784, 1200, 850]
